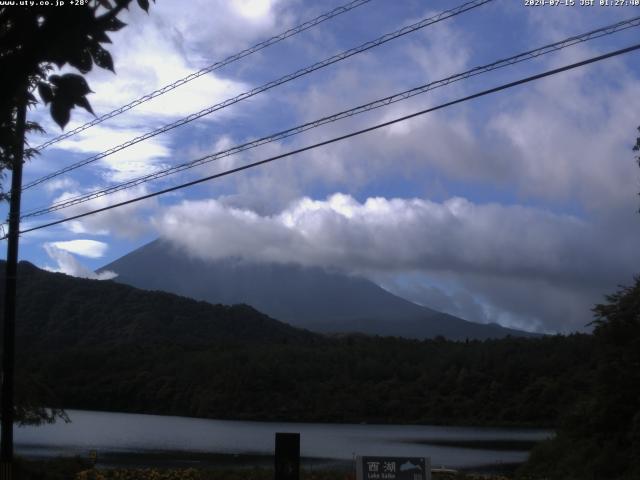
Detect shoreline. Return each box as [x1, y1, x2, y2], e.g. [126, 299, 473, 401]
[52, 407, 556, 430]
[19, 450, 523, 477]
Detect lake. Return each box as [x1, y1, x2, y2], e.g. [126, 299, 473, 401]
[15, 410, 552, 471]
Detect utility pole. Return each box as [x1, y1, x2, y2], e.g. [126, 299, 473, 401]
[1, 98, 27, 480]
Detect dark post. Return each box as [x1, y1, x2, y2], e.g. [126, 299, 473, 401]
[275, 432, 300, 480]
[1, 99, 27, 479]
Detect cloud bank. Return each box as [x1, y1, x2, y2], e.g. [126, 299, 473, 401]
[44, 243, 117, 280]
[153, 194, 640, 333]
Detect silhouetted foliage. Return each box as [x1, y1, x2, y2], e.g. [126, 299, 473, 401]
[517, 126, 640, 480]
[519, 278, 640, 480]
[0, 0, 153, 196]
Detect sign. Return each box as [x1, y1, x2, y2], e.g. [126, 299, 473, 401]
[89, 449, 97, 465]
[356, 456, 431, 480]
[274, 432, 300, 480]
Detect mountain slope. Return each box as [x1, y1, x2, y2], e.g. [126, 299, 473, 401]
[101, 239, 535, 340]
[1, 260, 316, 351]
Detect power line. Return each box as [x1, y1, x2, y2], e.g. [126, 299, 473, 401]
[11, 42, 640, 240]
[20, 15, 640, 219]
[32, 0, 373, 151]
[22, 0, 494, 191]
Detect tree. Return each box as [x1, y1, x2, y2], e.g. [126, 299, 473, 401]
[518, 132, 640, 480]
[518, 279, 640, 480]
[0, 0, 153, 474]
[1, 0, 152, 188]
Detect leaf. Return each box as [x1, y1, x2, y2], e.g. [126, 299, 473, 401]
[74, 96, 95, 116]
[47, 73, 96, 128]
[91, 29, 112, 44]
[68, 48, 93, 74]
[104, 16, 126, 32]
[24, 147, 40, 160]
[137, 0, 149, 12]
[48, 75, 62, 87]
[57, 73, 93, 96]
[89, 42, 114, 72]
[50, 100, 71, 129]
[25, 121, 46, 135]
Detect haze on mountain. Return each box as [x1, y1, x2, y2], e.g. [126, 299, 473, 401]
[100, 239, 536, 340]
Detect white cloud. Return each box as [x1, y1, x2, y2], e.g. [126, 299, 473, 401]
[292, 64, 640, 216]
[52, 124, 167, 155]
[484, 44, 640, 212]
[65, 221, 109, 236]
[52, 185, 157, 238]
[232, 0, 277, 21]
[25, 0, 265, 187]
[32, 1, 257, 127]
[48, 124, 173, 182]
[43, 177, 79, 194]
[148, 0, 286, 59]
[43, 244, 117, 280]
[151, 193, 640, 332]
[222, 14, 640, 220]
[48, 239, 109, 258]
[152, 194, 617, 281]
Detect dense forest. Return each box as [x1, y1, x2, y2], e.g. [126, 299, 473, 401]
[21, 334, 594, 427]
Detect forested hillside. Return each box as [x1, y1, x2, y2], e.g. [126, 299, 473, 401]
[3, 261, 316, 350]
[4, 261, 595, 427]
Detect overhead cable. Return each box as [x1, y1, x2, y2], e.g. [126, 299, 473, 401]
[11, 42, 640, 239]
[32, 0, 374, 151]
[21, 15, 640, 218]
[22, 0, 494, 191]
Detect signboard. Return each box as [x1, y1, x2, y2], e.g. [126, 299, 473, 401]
[356, 456, 431, 480]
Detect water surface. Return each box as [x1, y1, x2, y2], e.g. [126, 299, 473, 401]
[15, 410, 551, 470]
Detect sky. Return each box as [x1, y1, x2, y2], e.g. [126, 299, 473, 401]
[3, 0, 640, 334]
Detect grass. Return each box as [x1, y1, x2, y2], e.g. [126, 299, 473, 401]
[11, 457, 516, 480]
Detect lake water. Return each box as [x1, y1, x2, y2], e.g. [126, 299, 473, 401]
[15, 410, 552, 470]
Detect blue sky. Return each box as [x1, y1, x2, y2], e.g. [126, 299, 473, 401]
[3, 0, 640, 333]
